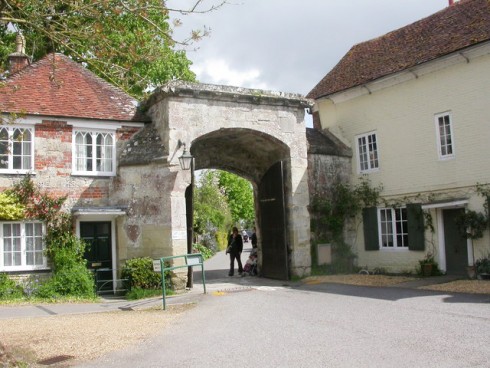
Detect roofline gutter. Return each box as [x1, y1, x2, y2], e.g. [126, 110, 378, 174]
[313, 40, 490, 103]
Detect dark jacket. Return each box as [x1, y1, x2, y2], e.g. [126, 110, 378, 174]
[228, 233, 243, 254]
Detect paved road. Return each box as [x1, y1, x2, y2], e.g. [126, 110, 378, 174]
[76, 247, 490, 368]
[2, 246, 489, 367]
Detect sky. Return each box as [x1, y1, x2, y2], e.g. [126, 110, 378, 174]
[168, 0, 451, 97]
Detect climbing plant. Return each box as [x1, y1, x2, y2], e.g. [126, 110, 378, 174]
[311, 176, 382, 274]
[1, 176, 95, 298]
[311, 176, 382, 242]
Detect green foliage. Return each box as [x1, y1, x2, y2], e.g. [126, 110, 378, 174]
[193, 243, 213, 260]
[455, 210, 488, 239]
[2, 176, 95, 298]
[475, 255, 490, 274]
[7, 175, 67, 225]
[0, 191, 25, 220]
[121, 257, 168, 290]
[35, 234, 95, 298]
[418, 253, 442, 276]
[194, 170, 232, 235]
[125, 287, 168, 300]
[215, 230, 229, 251]
[217, 170, 255, 227]
[312, 176, 382, 241]
[0, 0, 197, 98]
[0, 273, 24, 300]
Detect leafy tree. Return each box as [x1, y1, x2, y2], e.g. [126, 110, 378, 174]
[0, 0, 225, 97]
[193, 170, 232, 236]
[217, 170, 254, 227]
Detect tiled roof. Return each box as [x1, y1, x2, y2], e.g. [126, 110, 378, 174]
[0, 53, 148, 122]
[307, 0, 490, 99]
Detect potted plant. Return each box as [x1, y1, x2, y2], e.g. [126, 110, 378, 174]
[419, 252, 436, 277]
[475, 256, 490, 280]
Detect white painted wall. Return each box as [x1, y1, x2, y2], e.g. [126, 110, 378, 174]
[315, 47, 490, 272]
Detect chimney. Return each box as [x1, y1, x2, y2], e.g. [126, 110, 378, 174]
[8, 33, 30, 74]
[448, 0, 460, 5]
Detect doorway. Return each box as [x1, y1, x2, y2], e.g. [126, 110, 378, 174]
[443, 208, 468, 275]
[80, 221, 113, 291]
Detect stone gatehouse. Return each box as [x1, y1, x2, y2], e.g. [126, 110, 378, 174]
[0, 49, 350, 289]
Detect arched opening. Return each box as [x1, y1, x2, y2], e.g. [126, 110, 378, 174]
[187, 128, 292, 279]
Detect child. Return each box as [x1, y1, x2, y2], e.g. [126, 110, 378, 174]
[242, 251, 257, 276]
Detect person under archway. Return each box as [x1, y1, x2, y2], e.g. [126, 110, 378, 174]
[251, 227, 258, 249]
[227, 227, 243, 276]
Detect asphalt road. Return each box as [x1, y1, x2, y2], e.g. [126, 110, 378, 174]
[78, 247, 490, 368]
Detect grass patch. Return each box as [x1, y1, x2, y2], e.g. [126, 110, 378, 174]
[125, 287, 174, 300]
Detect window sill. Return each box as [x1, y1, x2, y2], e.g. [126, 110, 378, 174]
[71, 172, 115, 178]
[0, 170, 36, 175]
[0, 266, 50, 272]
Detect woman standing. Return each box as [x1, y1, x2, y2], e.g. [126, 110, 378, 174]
[227, 227, 243, 276]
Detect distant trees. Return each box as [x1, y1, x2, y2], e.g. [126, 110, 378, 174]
[193, 170, 255, 249]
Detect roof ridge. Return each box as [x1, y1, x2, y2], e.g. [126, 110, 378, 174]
[307, 0, 490, 99]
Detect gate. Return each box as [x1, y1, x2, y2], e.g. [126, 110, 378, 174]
[258, 161, 289, 279]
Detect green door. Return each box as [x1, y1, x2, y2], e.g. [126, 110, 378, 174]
[443, 209, 468, 275]
[80, 222, 112, 291]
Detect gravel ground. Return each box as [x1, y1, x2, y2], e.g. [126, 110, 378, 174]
[1, 276, 488, 367]
[0, 304, 194, 367]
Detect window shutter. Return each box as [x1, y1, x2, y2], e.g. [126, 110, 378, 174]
[407, 203, 425, 251]
[363, 207, 379, 251]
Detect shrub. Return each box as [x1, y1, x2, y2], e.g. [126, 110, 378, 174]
[0, 273, 24, 300]
[0, 192, 25, 220]
[121, 257, 167, 290]
[193, 243, 213, 260]
[475, 256, 490, 275]
[35, 234, 95, 298]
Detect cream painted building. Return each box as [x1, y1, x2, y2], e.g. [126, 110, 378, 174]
[307, 0, 490, 275]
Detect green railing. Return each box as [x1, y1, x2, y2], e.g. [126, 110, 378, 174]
[158, 253, 206, 310]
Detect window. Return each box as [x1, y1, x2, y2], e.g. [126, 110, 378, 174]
[435, 113, 454, 159]
[363, 204, 424, 251]
[356, 132, 379, 172]
[0, 125, 33, 173]
[1, 222, 46, 271]
[73, 130, 115, 175]
[378, 207, 408, 248]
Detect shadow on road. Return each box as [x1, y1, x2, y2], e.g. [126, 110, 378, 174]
[191, 247, 490, 305]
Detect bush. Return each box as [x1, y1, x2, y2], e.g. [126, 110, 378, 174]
[35, 234, 95, 298]
[475, 256, 490, 274]
[193, 243, 213, 260]
[0, 273, 24, 300]
[122, 257, 168, 290]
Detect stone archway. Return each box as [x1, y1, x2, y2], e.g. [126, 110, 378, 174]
[117, 81, 312, 286]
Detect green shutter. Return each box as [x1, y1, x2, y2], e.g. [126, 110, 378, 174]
[363, 207, 379, 251]
[407, 203, 425, 251]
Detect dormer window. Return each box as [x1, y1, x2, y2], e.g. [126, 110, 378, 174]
[0, 125, 34, 173]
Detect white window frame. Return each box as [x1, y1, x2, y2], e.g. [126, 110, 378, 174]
[72, 129, 116, 176]
[377, 207, 409, 250]
[435, 112, 455, 160]
[356, 131, 379, 173]
[0, 124, 35, 174]
[0, 221, 48, 271]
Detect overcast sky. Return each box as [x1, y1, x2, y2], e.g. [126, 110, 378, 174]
[168, 0, 451, 97]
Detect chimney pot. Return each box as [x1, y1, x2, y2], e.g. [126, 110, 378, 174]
[8, 33, 30, 75]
